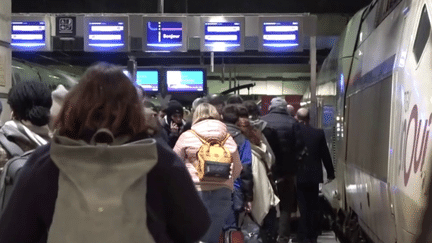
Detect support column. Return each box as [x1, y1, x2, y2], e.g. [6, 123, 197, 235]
[0, 0, 11, 124]
[309, 16, 318, 127]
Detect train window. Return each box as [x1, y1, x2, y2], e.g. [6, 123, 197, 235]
[376, 0, 402, 26]
[413, 6, 431, 63]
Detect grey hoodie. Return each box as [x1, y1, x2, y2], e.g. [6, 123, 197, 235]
[48, 129, 158, 243]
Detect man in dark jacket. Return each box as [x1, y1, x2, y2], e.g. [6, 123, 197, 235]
[261, 97, 298, 243]
[295, 108, 335, 243]
[221, 104, 253, 230]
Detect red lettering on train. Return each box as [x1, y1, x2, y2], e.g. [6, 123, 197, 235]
[403, 105, 431, 186]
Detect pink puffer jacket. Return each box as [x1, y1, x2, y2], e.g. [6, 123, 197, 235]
[174, 119, 242, 191]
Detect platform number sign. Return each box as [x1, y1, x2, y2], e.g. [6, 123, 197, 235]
[56, 16, 76, 37]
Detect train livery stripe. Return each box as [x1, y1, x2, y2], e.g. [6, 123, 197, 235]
[0, 40, 10, 48]
[347, 54, 396, 96]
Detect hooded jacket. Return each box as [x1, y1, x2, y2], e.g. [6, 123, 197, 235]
[0, 120, 49, 169]
[174, 119, 242, 191]
[225, 123, 254, 203]
[0, 131, 210, 243]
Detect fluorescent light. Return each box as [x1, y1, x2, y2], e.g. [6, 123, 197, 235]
[91, 26, 124, 32]
[12, 34, 43, 40]
[265, 26, 298, 32]
[11, 43, 46, 47]
[147, 43, 182, 47]
[263, 43, 299, 47]
[12, 25, 45, 31]
[89, 34, 122, 41]
[263, 34, 296, 41]
[88, 43, 124, 47]
[207, 26, 240, 32]
[205, 35, 237, 41]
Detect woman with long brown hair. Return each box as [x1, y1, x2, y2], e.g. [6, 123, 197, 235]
[0, 63, 210, 243]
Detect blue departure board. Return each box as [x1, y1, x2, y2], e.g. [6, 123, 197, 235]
[136, 70, 159, 92]
[262, 21, 300, 48]
[203, 22, 241, 51]
[166, 70, 205, 92]
[87, 21, 125, 48]
[11, 21, 46, 49]
[147, 21, 182, 48]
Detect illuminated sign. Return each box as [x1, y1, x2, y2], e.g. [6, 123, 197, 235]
[11, 21, 46, 49]
[263, 22, 299, 48]
[84, 16, 129, 52]
[56, 16, 76, 37]
[147, 22, 182, 47]
[88, 22, 124, 48]
[166, 70, 205, 92]
[259, 17, 303, 52]
[143, 17, 187, 52]
[203, 22, 241, 51]
[201, 17, 244, 52]
[136, 70, 159, 92]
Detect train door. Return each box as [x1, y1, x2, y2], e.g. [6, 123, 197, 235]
[391, 0, 432, 241]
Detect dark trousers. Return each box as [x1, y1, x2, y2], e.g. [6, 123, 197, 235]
[277, 176, 297, 240]
[260, 207, 278, 243]
[297, 183, 319, 242]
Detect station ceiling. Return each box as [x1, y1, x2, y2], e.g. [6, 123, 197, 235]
[13, 0, 372, 14]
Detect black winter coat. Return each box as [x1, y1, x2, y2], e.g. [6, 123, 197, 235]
[296, 124, 335, 184]
[261, 107, 299, 178]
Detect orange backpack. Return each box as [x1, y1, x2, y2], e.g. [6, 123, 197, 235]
[189, 130, 233, 181]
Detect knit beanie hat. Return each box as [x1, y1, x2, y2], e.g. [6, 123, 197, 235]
[50, 85, 68, 118]
[165, 100, 183, 117]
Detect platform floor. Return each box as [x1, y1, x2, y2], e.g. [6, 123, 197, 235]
[317, 231, 339, 243]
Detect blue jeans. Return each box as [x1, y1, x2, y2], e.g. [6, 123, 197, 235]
[224, 187, 244, 230]
[198, 187, 233, 243]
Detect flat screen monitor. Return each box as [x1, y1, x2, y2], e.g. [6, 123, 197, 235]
[259, 17, 303, 52]
[201, 17, 245, 52]
[166, 69, 206, 93]
[136, 69, 159, 92]
[11, 17, 51, 51]
[143, 17, 188, 52]
[84, 16, 129, 52]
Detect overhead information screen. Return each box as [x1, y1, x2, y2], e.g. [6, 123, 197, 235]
[263, 22, 299, 47]
[259, 17, 303, 52]
[204, 22, 240, 51]
[147, 22, 182, 47]
[88, 22, 125, 47]
[84, 16, 129, 52]
[143, 17, 187, 52]
[136, 70, 159, 92]
[166, 70, 205, 92]
[11, 21, 47, 50]
[201, 17, 244, 52]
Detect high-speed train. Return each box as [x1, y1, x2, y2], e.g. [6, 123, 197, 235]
[0, 59, 78, 124]
[309, 0, 432, 242]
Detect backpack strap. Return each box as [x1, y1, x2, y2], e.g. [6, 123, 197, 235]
[0, 132, 24, 157]
[220, 133, 230, 146]
[189, 130, 210, 145]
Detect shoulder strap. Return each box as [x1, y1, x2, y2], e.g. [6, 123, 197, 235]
[0, 132, 24, 157]
[220, 133, 230, 146]
[189, 130, 209, 145]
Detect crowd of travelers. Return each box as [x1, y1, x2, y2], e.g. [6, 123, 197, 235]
[0, 62, 335, 243]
